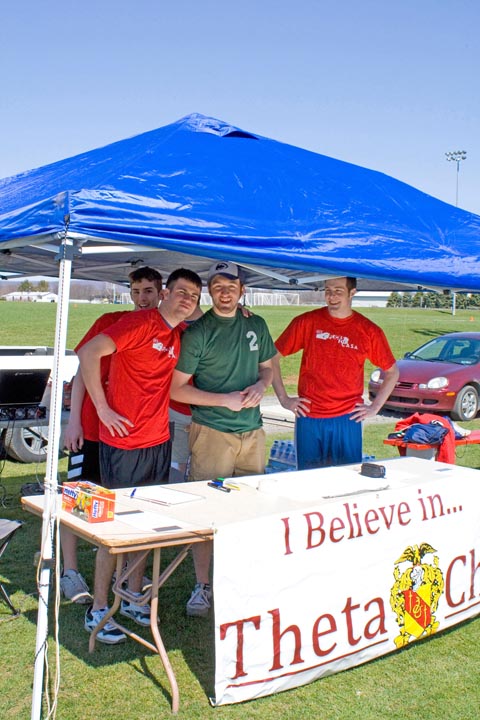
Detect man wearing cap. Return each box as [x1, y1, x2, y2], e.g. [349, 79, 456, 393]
[170, 261, 277, 617]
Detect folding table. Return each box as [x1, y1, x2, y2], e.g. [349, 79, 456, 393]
[22, 479, 309, 712]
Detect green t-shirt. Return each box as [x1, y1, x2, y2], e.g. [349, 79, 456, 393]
[176, 309, 277, 433]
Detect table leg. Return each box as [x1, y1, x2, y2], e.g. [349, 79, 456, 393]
[149, 548, 180, 713]
[90, 545, 193, 713]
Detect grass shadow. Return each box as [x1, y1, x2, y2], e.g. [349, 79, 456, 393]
[7, 515, 216, 702]
[410, 326, 460, 339]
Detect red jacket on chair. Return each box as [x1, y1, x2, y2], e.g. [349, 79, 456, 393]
[393, 413, 456, 464]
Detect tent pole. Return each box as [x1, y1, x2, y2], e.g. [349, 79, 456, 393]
[31, 234, 73, 720]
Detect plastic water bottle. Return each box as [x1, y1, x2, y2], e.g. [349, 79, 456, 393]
[285, 441, 293, 465]
[287, 441, 297, 469]
[267, 440, 281, 473]
[270, 440, 279, 461]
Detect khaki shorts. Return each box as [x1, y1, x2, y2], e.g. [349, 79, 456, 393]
[188, 422, 266, 481]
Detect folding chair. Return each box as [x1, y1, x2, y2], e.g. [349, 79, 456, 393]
[0, 519, 22, 615]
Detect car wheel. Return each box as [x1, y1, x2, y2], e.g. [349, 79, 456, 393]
[3, 426, 49, 463]
[451, 385, 479, 422]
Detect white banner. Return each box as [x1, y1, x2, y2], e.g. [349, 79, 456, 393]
[212, 467, 480, 705]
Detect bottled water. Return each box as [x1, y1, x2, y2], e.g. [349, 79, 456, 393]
[267, 439, 297, 473]
[270, 440, 280, 460]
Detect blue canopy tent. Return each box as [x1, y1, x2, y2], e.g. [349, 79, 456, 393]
[2, 113, 480, 718]
[1, 112, 480, 291]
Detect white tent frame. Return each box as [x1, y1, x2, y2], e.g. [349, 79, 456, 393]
[31, 237, 73, 720]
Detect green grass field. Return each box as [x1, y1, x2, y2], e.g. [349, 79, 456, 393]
[1, 303, 479, 719]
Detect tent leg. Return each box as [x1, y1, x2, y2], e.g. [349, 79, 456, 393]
[31, 235, 73, 720]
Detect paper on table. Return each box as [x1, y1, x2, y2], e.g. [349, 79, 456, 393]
[321, 482, 390, 499]
[124, 485, 204, 505]
[258, 467, 390, 502]
[115, 510, 194, 533]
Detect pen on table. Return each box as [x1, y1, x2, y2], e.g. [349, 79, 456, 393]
[130, 488, 137, 498]
[207, 482, 231, 493]
[224, 482, 240, 491]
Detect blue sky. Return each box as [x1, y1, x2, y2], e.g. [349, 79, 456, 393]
[1, 0, 478, 213]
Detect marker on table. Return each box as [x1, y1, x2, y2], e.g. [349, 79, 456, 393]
[130, 488, 137, 498]
[207, 482, 231, 493]
[214, 477, 240, 491]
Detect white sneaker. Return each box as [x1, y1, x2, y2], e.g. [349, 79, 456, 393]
[60, 569, 92, 604]
[84, 606, 126, 645]
[120, 597, 151, 627]
[186, 583, 212, 617]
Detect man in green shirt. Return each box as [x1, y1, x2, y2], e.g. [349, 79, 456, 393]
[170, 260, 276, 616]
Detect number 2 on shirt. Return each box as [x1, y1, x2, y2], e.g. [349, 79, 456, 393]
[246, 330, 258, 351]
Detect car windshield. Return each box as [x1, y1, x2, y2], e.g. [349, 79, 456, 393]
[407, 338, 480, 365]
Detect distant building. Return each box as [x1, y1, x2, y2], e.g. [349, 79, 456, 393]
[3, 291, 58, 302]
[352, 291, 390, 308]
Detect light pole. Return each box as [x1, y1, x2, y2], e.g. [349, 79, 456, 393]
[445, 150, 467, 207]
[445, 151, 467, 317]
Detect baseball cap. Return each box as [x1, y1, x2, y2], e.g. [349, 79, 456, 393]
[207, 261, 245, 283]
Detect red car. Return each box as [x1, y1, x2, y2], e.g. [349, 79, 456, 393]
[368, 332, 480, 421]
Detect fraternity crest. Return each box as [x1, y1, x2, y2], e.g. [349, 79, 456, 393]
[390, 543, 444, 648]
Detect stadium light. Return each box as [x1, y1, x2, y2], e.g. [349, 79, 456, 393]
[445, 150, 467, 207]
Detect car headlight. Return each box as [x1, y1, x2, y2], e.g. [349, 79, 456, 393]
[419, 377, 449, 390]
[370, 369, 382, 383]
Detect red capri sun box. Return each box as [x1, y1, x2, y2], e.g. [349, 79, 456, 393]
[62, 481, 115, 523]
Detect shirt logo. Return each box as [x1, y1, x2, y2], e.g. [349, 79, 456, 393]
[152, 338, 177, 358]
[315, 329, 358, 350]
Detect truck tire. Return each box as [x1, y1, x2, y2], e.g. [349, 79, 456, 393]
[3, 426, 49, 463]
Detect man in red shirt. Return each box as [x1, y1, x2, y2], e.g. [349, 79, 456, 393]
[78, 268, 202, 644]
[273, 277, 399, 469]
[60, 267, 162, 604]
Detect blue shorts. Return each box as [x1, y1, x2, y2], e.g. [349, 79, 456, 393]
[295, 413, 362, 470]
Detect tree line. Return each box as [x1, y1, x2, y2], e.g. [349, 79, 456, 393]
[387, 291, 480, 310]
[0, 279, 127, 302]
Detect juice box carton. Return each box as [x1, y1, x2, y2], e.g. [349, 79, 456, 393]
[62, 481, 115, 523]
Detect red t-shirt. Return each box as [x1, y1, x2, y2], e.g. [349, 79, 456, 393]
[169, 396, 192, 416]
[275, 307, 396, 418]
[101, 308, 181, 449]
[75, 311, 128, 442]
[169, 319, 193, 417]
